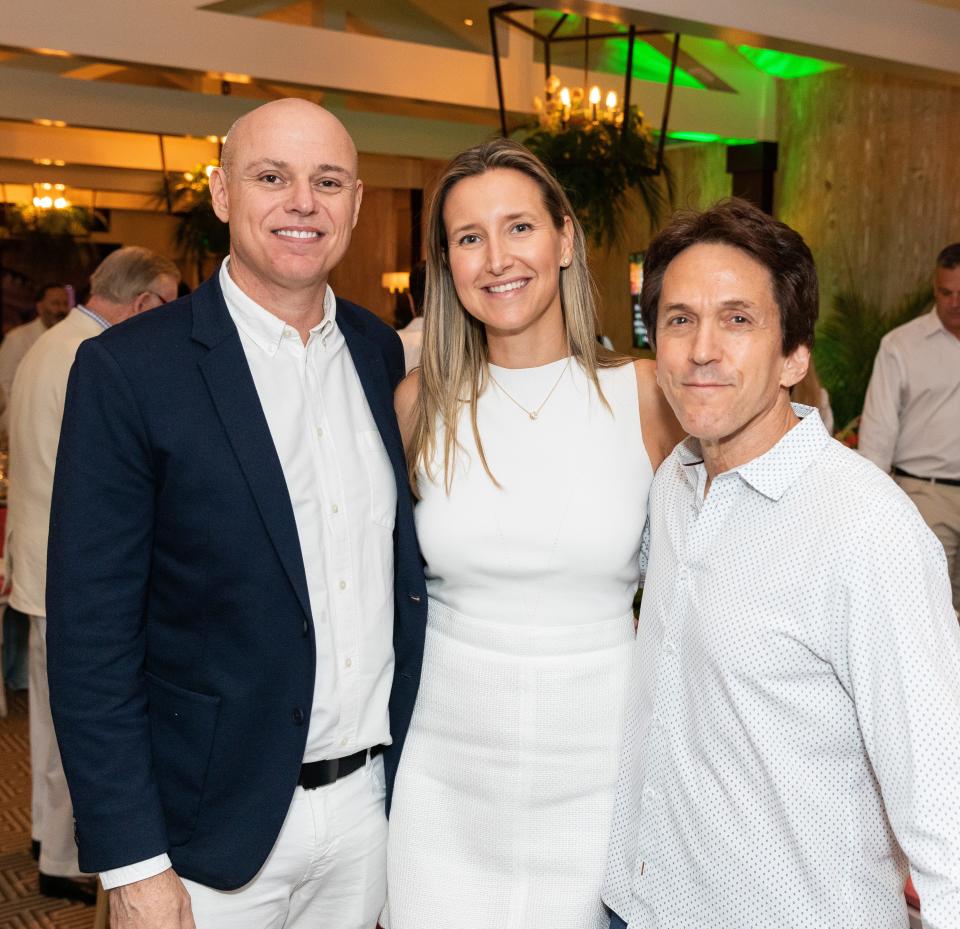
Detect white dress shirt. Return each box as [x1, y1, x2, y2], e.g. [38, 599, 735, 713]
[860, 308, 960, 479]
[7, 308, 105, 617]
[604, 407, 960, 929]
[100, 262, 397, 889]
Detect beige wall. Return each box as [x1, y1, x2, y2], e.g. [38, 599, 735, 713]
[590, 142, 732, 352]
[776, 67, 960, 315]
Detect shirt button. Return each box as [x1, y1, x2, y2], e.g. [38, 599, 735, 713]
[302, 619, 309, 637]
[331, 504, 339, 514]
[643, 785, 656, 802]
[339, 580, 347, 591]
[340, 736, 349, 747]
[344, 657, 352, 668]
[316, 427, 324, 438]
[292, 707, 305, 725]
[663, 640, 677, 655]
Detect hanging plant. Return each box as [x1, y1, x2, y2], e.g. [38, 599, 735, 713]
[157, 164, 230, 277]
[520, 106, 674, 249]
[1, 202, 97, 266]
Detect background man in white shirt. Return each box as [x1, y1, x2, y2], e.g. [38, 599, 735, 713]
[0, 284, 70, 694]
[0, 282, 70, 419]
[603, 199, 960, 929]
[7, 246, 178, 905]
[45, 99, 426, 929]
[860, 242, 960, 611]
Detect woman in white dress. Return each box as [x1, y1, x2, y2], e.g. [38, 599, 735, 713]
[386, 139, 682, 929]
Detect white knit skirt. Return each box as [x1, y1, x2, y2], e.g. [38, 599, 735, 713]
[385, 600, 634, 929]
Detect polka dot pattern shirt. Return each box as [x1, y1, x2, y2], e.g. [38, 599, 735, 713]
[603, 407, 960, 929]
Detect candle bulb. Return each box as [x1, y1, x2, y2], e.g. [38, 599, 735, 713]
[560, 86, 571, 125]
[606, 90, 618, 114]
[589, 85, 601, 123]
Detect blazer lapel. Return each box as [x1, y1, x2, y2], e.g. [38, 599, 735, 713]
[192, 276, 312, 622]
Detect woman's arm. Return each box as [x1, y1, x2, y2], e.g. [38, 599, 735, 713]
[394, 368, 421, 455]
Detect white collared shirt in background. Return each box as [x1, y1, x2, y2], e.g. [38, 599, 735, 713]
[860, 308, 960, 479]
[0, 316, 48, 431]
[101, 262, 397, 889]
[604, 407, 960, 929]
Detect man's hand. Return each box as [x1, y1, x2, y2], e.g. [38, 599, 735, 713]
[109, 868, 197, 929]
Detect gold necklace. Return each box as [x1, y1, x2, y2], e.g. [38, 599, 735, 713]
[487, 357, 571, 421]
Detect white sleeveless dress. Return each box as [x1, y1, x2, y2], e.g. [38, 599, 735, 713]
[386, 358, 653, 929]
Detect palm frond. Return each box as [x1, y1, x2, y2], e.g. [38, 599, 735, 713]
[815, 284, 931, 429]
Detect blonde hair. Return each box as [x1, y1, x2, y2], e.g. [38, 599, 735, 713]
[410, 138, 624, 493]
[89, 247, 179, 304]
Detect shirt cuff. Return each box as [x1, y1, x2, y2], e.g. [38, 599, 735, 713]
[99, 853, 172, 890]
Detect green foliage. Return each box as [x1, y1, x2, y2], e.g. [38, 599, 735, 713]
[815, 284, 932, 431]
[157, 166, 229, 270]
[3, 203, 93, 237]
[0, 203, 97, 265]
[520, 109, 673, 248]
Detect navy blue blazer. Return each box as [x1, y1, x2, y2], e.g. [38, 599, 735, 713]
[46, 273, 426, 890]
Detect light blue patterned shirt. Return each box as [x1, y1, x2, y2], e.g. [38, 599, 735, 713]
[604, 406, 960, 929]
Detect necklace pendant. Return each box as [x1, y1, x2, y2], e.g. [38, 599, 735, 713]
[529, 411, 538, 420]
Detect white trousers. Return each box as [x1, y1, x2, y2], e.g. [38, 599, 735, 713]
[29, 614, 83, 877]
[182, 753, 388, 929]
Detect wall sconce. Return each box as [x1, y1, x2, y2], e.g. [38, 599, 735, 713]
[381, 271, 410, 294]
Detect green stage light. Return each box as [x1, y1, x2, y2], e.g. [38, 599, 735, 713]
[532, 11, 704, 88]
[737, 45, 842, 79]
[666, 131, 757, 145]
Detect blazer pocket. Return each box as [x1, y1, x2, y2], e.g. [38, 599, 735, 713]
[146, 672, 221, 848]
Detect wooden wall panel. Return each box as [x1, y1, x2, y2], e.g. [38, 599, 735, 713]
[776, 68, 960, 317]
[329, 186, 399, 321]
[591, 142, 732, 351]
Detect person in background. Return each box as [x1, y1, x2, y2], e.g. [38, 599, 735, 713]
[0, 284, 70, 694]
[46, 98, 425, 929]
[860, 242, 960, 612]
[7, 247, 179, 905]
[0, 283, 70, 424]
[385, 139, 681, 929]
[603, 200, 960, 929]
[398, 260, 425, 373]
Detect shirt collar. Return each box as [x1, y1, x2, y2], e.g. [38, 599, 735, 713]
[922, 306, 953, 340]
[219, 256, 336, 356]
[75, 304, 111, 330]
[678, 404, 831, 502]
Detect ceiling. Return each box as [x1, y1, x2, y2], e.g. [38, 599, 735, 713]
[0, 0, 956, 211]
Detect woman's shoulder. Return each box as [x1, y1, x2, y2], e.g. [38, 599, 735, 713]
[629, 358, 686, 470]
[394, 368, 420, 449]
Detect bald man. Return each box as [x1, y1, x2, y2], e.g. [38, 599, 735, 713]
[46, 99, 427, 929]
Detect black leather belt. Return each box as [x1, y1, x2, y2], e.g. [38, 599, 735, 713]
[298, 745, 383, 790]
[894, 467, 960, 488]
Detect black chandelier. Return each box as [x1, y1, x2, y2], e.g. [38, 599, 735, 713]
[487, 3, 680, 176]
